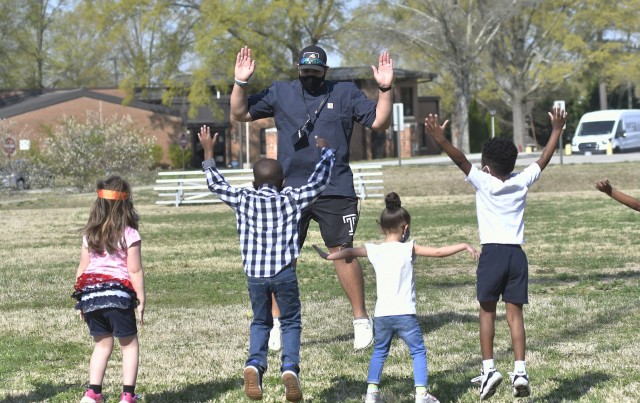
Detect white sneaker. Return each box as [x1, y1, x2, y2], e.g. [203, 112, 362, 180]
[415, 391, 440, 403]
[353, 317, 373, 350]
[269, 318, 282, 351]
[365, 390, 381, 403]
[471, 368, 503, 400]
[509, 371, 531, 397]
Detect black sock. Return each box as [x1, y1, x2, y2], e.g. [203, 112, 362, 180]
[123, 385, 136, 394]
[89, 384, 102, 394]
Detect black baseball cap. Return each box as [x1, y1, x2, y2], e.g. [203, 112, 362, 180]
[298, 45, 328, 71]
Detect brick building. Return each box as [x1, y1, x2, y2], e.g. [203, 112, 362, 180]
[0, 67, 439, 168]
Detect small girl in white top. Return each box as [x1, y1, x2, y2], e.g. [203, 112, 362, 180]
[314, 192, 478, 403]
[73, 176, 145, 403]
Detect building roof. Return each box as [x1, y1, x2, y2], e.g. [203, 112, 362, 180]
[0, 88, 177, 119]
[326, 67, 436, 82]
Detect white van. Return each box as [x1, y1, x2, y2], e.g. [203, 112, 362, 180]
[571, 109, 640, 153]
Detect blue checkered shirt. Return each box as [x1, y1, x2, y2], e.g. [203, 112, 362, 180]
[203, 148, 335, 278]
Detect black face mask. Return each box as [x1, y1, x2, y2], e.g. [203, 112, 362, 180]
[299, 74, 325, 92]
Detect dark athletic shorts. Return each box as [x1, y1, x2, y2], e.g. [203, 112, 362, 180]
[84, 307, 137, 338]
[298, 196, 359, 248]
[476, 244, 529, 304]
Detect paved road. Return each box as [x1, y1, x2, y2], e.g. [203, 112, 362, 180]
[356, 151, 640, 167]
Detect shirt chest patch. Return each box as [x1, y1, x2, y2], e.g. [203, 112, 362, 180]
[327, 102, 333, 109]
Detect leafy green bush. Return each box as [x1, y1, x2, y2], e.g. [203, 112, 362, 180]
[169, 144, 192, 169]
[41, 113, 156, 190]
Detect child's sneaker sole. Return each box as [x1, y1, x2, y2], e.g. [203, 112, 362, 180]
[282, 370, 303, 402]
[513, 384, 531, 398]
[243, 366, 263, 400]
[472, 370, 503, 400]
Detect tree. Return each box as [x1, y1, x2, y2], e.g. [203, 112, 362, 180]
[41, 114, 155, 190]
[17, 0, 69, 89]
[0, 2, 22, 88]
[567, 0, 639, 111]
[366, 0, 518, 153]
[486, 0, 577, 150]
[47, 3, 114, 87]
[186, 0, 350, 111]
[86, 0, 199, 100]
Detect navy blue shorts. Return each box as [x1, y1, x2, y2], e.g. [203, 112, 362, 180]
[298, 196, 359, 248]
[84, 307, 137, 338]
[476, 244, 529, 304]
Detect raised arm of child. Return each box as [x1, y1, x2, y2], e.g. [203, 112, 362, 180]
[595, 178, 640, 212]
[424, 114, 472, 176]
[536, 107, 567, 171]
[199, 125, 244, 208]
[127, 241, 145, 325]
[414, 242, 479, 259]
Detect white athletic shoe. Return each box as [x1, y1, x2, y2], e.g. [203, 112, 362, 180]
[269, 318, 282, 351]
[509, 371, 531, 397]
[353, 317, 374, 350]
[365, 390, 382, 402]
[471, 368, 503, 400]
[415, 391, 440, 403]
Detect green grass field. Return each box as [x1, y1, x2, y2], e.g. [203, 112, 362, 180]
[1, 161, 640, 402]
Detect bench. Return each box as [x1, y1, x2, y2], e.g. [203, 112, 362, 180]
[154, 163, 384, 206]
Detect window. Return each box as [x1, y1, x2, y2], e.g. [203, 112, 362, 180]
[260, 128, 266, 156]
[577, 121, 615, 136]
[400, 87, 414, 116]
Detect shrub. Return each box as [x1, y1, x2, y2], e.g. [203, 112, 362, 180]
[41, 114, 156, 190]
[169, 144, 192, 169]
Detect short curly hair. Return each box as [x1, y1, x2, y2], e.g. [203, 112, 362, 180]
[481, 137, 518, 176]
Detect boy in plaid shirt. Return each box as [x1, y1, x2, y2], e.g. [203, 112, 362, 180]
[199, 126, 335, 402]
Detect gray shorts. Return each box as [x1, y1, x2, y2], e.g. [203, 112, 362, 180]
[476, 244, 528, 304]
[298, 196, 359, 248]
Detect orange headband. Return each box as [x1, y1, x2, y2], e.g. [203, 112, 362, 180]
[97, 189, 129, 200]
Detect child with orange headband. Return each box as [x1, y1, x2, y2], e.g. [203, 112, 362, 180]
[73, 176, 145, 403]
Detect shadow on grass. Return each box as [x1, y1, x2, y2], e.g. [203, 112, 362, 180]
[535, 371, 610, 402]
[302, 311, 478, 352]
[530, 268, 640, 285]
[301, 331, 352, 347]
[417, 311, 477, 335]
[316, 375, 369, 402]
[142, 379, 238, 402]
[0, 382, 75, 403]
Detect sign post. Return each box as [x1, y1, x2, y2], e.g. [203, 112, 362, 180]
[179, 132, 188, 169]
[393, 103, 404, 166]
[553, 100, 565, 165]
[3, 137, 16, 161]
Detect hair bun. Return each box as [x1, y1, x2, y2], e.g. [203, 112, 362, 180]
[384, 192, 401, 210]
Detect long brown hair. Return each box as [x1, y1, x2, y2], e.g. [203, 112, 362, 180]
[84, 176, 139, 254]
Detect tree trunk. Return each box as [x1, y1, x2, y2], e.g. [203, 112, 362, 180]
[453, 74, 471, 153]
[512, 90, 527, 151]
[599, 79, 608, 110]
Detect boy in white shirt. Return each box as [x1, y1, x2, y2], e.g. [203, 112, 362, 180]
[425, 107, 566, 400]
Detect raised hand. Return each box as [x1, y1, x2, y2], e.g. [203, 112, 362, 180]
[424, 114, 449, 141]
[198, 126, 219, 160]
[235, 46, 255, 82]
[371, 51, 393, 88]
[548, 106, 567, 131]
[595, 178, 613, 195]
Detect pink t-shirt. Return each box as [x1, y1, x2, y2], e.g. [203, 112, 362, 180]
[82, 226, 141, 280]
